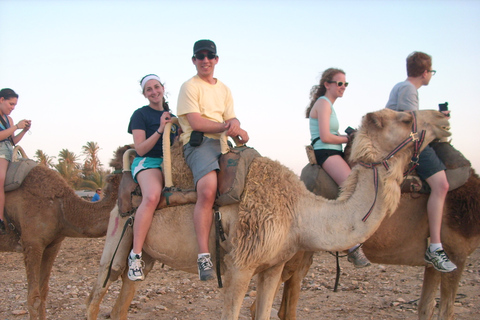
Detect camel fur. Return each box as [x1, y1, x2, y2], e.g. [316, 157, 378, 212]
[0, 149, 124, 320]
[86, 109, 451, 320]
[258, 148, 480, 319]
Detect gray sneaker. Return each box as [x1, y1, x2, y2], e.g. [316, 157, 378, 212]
[347, 247, 371, 268]
[128, 254, 145, 281]
[424, 247, 457, 273]
[197, 255, 215, 281]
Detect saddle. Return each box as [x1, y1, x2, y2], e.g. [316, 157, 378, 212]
[304, 141, 471, 195]
[5, 146, 37, 192]
[118, 122, 261, 216]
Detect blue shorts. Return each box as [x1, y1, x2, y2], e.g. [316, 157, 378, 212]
[131, 156, 163, 183]
[0, 140, 13, 162]
[314, 149, 344, 167]
[183, 137, 221, 187]
[415, 145, 446, 180]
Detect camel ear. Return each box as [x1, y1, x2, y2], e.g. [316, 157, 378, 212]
[366, 112, 384, 129]
[397, 111, 413, 126]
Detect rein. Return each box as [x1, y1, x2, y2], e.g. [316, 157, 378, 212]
[358, 111, 426, 222]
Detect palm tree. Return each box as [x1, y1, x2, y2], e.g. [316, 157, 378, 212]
[55, 149, 81, 188]
[34, 150, 55, 168]
[82, 141, 102, 176]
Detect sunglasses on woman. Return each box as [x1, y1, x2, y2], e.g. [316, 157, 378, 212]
[327, 80, 349, 87]
[194, 52, 217, 60]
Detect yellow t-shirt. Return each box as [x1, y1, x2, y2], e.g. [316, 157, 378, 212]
[177, 75, 236, 145]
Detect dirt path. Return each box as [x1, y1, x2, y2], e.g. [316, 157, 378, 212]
[1, 238, 479, 319]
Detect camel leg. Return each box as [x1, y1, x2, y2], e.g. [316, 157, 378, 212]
[221, 262, 256, 320]
[438, 259, 466, 320]
[110, 253, 155, 320]
[278, 251, 314, 320]
[254, 263, 286, 320]
[418, 266, 441, 320]
[37, 240, 63, 320]
[22, 241, 46, 320]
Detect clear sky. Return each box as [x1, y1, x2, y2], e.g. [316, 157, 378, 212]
[1, 0, 479, 175]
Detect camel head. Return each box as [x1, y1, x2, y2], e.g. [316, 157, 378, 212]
[351, 109, 450, 164]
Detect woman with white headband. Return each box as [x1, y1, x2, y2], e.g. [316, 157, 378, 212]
[126, 74, 178, 281]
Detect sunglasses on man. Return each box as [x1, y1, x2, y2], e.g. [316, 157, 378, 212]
[194, 52, 217, 60]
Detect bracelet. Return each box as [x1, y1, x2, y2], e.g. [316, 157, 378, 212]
[156, 130, 162, 135]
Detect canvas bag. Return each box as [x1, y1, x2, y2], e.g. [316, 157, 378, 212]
[216, 146, 261, 206]
[5, 146, 37, 192]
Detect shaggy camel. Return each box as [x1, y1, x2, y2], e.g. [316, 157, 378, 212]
[257, 151, 480, 320]
[0, 154, 123, 320]
[86, 109, 451, 320]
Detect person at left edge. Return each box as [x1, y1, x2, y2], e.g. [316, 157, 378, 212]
[126, 74, 178, 281]
[0, 88, 32, 235]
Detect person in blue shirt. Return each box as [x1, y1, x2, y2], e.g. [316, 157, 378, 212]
[91, 188, 101, 202]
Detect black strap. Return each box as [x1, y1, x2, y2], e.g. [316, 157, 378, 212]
[310, 137, 320, 146]
[0, 115, 14, 145]
[214, 206, 225, 288]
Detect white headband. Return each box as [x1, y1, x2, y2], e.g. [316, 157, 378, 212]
[140, 75, 162, 91]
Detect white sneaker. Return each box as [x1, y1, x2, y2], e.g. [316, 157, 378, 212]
[128, 253, 145, 281]
[424, 247, 457, 273]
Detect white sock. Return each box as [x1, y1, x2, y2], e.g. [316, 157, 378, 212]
[198, 253, 210, 259]
[130, 250, 142, 258]
[429, 243, 442, 252]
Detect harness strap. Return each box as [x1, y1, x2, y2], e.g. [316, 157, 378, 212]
[358, 162, 379, 222]
[103, 216, 134, 288]
[214, 206, 225, 288]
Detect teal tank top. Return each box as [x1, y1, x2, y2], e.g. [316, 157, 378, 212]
[309, 96, 342, 151]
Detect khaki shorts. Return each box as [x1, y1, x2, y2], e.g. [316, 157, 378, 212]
[183, 137, 221, 187]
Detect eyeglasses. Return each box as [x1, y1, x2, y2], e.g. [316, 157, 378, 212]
[327, 80, 349, 87]
[428, 70, 436, 76]
[194, 52, 217, 60]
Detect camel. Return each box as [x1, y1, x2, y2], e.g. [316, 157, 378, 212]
[258, 149, 480, 320]
[86, 109, 451, 320]
[0, 151, 124, 320]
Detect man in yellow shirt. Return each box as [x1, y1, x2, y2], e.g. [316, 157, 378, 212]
[177, 39, 249, 281]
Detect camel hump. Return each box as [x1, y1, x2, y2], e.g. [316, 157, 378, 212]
[216, 146, 262, 206]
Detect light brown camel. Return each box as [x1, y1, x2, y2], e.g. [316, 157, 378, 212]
[86, 109, 451, 320]
[257, 150, 480, 320]
[0, 151, 124, 320]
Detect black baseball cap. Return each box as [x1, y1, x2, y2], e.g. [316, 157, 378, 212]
[193, 39, 217, 54]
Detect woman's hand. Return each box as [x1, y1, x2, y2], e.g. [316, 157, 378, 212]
[158, 112, 172, 133]
[16, 119, 32, 131]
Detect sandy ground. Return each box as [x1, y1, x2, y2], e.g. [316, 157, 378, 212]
[1, 237, 479, 320]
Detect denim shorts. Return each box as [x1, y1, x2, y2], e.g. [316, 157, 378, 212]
[131, 156, 163, 183]
[0, 140, 14, 162]
[415, 145, 446, 180]
[314, 149, 344, 167]
[183, 137, 221, 187]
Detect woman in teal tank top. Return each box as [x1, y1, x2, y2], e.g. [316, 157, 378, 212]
[306, 68, 350, 184]
[305, 68, 371, 268]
